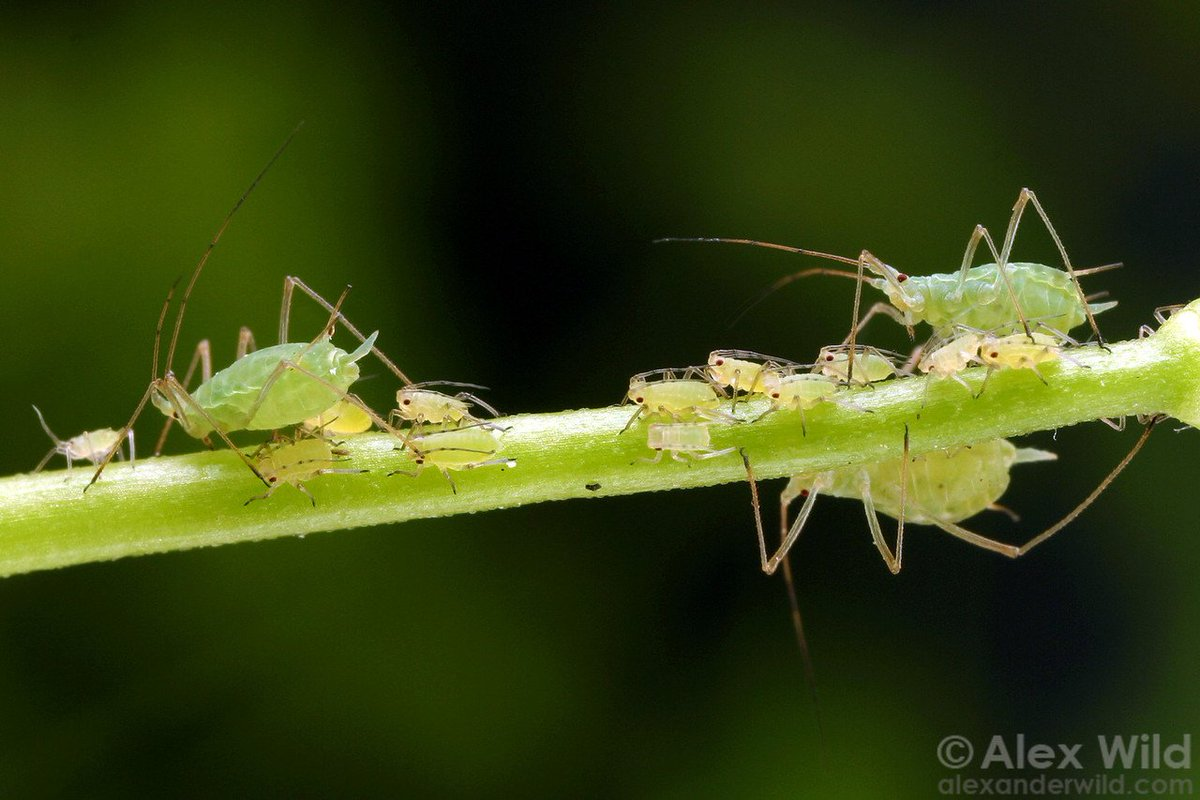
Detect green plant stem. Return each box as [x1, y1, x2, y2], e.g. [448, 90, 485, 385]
[2, 300, 1199, 578]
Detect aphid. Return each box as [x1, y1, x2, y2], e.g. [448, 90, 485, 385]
[917, 330, 986, 393]
[660, 188, 1119, 386]
[639, 421, 736, 464]
[812, 344, 900, 386]
[388, 423, 515, 493]
[976, 331, 1069, 385]
[244, 433, 366, 506]
[622, 368, 736, 433]
[87, 128, 397, 491]
[32, 405, 134, 473]
[755, 369, 863, 432]
[391, 381, 500, 431]
[745, 423, 1156, 576]
[303, 399, 374, 436]
[706, 349, 795, 398]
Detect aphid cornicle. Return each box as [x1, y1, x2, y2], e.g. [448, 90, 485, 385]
[87, 128, 398, 492]
[244, 433, 367, 506]
[32, 405, 134, 473]
[621, 368, 736, 433]
[639, 422, 735, 464]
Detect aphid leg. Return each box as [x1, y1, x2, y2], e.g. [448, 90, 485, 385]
[972, 367, 996, 400]
[154, 338, 213, 455]
[691, 446, 737, 460]
[31, 406, 64, 473]
[280, 275, 413, 385]
[158, 374, 273, 486]
[243, 484, 279, 506]
[930, 521, 1020, 558]
[274, 360, 401, 440]
[636, 449, 666, 465]
[987, 503, 1021, 523]
[86, 382, 158, 493]
[740, 448, 822, 724]
[619, 406, 644, 434]
[764, 474, 830, 575]
[841, 303, 911, 346]
[955, 222, 1033, 339]
[1100, 416, 1127, 432]
[235, 326, 257, 359]
[1016, 418, 1158, 556]
[1002, 188, 1106, 348]
[859, 470, 903, 574]
[455, 392, 502, 419]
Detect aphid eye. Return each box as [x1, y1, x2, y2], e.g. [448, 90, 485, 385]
[799, 489, 809, 497]
[402, 399, 412, 406]
[771, 392, 781, 399]
[897, 273, 909, 282]
[269, 477, 278, 483]
[825, 355, 835, 362]
[635, 396, 644, 404]
[415, 458, 425, 465]
[990, 351, 999, 358]
[715, 358, 725, 366]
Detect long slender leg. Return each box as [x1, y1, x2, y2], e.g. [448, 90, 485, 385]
[953, 222, 1033, 338]
[1016, 419, 1157, 555]
[763, 475, 827, 575]
[236, 327, 257, 359]
[281, 275, 413, 384]
[859, 472, 903, 574]
[1000, 188, 1106, 346]
[85, 382, 157, 493]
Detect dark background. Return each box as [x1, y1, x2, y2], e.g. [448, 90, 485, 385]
[0, 3, 1197, 797]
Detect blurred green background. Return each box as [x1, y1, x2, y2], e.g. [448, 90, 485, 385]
[1, 3, 1197, 797]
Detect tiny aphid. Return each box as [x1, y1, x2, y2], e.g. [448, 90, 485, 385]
[303, 399, 374, 436]
[32, 405, 134, 473]
[244, 434, 366, 506]
[88, 128, 398, 491]
[707, 349, 795, 396]
[755, 369, 864, 432]
[744, 423, 1156, 576]
[917, 331, 986, 395]
[388, 423, 515, 494]
[622, 368, 735, 433]
[977, 331, 1067, 381]
[391, 381, 500, 431]
[639, 421, 736, 464]
[812, 344, 900, 386]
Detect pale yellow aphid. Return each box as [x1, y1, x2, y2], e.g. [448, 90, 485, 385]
[707, 349, 796, 394]
[917, 331, 986, 395]
[977, 331, 1065, 382]
[245, 435, 366, 506]
[640, 422, 736, 464]
[32, 405, 134, 473]
[622, 368, 734, 433]
[389, 423, 515, 493]
[756, 370, 859, 432]
[391, 381, 500, 431]
[303, 399, 374, 436]
[813, 344, 899, 386]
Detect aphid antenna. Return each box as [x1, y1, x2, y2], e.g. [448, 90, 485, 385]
[30, 405, 62, 446]
[164, 122, 304, 376]
[1075, 261, 1123, 277]
[407, 380, 492, 391]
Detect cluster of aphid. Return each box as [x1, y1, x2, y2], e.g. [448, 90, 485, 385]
[634, 187, 1158, 582]
[27, 130, 1155, 587]
[31, 132, 514, 505]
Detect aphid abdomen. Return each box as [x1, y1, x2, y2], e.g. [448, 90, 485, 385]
[879, 440, 1018, 523]
[919, 264, 1108, 335]
[188, 340, 362, 433]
